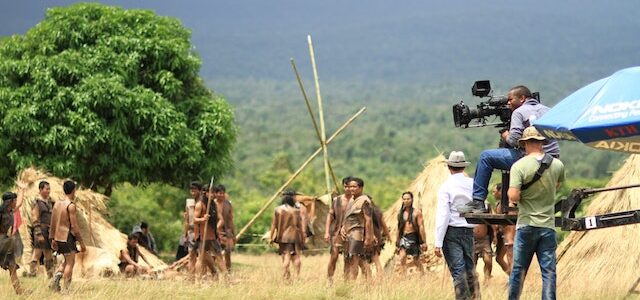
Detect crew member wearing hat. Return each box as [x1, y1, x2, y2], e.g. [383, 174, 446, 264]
[507, 127, 564, 300]
[1, 190, 26, 295]
[434, 151, 478, 300]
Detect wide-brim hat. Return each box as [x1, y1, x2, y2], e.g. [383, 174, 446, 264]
[445, 151, 471, 167]
[518, 126, 548, 147]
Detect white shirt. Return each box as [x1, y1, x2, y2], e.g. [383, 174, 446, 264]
[434, 172, 475, 248]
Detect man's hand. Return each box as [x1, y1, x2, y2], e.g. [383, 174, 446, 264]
[434, 247, 442, 258]
[324, 232, 331, 243]
[501, 130, 509, 141]
[420, 243, 428, 251]
[36, 234, 45, 244]
[51, 240, 58, 251]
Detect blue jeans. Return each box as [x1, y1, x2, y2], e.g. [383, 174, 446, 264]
[442, 227, 478, 300]
[472, 148, 522, 201]
[508, 226, 557, 300]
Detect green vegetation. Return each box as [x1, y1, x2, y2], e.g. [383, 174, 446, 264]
[0, 3, 236, 194]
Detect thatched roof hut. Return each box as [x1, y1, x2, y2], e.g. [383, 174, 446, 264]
[556, 154, 640, 295]
[13, 168, 166, 277]
[380, 155, 450, 271]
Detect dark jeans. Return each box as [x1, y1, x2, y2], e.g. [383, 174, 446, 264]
[508, 226, 557, 300]
[442, 226, 478, 300]
[472, 148, 522, 201]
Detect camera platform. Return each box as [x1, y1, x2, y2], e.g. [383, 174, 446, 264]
[461, 212, 516, 225]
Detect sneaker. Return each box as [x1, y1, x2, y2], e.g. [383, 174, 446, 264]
[458, 200, 487, 213]
[49, 271, 62, 292]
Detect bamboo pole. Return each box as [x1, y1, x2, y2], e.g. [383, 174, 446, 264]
[290, 58, 341, 193]
[307, 35, 332, 195]
[236, 107, 367, 240]
[198, 177, 215, 266]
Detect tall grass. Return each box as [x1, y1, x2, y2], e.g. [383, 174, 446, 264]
[2, 253, 634, 299]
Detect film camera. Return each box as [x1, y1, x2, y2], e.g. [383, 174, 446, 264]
[452, 80, 539, 129]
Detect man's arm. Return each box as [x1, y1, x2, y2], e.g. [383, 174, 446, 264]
[434, 187, 450, 255]
[363, 200, 375, 246]
[269, 210, 278, 243]
[324, 201, 335, 242]
[216, 202, 225, 239]
[506, 110, 525, 147]
[508, 188, 521, 204]
[227, 202, 236, 241]
[68, 203, 86, 252]
[138, 246, 150, 265]
[416, 210, 427, 250]
[193, 202, 207, 224]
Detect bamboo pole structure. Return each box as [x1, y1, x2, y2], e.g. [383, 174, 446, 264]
[307, 35, 332, 195]
[235, 107, 367, 240]
[290, 58, 340, 193]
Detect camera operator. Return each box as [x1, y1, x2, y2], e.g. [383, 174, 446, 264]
[459, 85, 560, 213]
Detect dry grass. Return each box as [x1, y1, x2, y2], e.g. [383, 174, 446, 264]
[2, 252, 636, 299]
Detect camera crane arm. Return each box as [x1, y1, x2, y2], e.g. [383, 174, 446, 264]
[559, 183, 640, 231]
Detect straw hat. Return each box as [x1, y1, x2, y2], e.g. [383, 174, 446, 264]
[518, 126, 548, 147]
[445, 151, 471, 167]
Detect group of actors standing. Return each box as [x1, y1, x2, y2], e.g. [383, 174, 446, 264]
[1, 180, 87, 295]
[268, 85, 565, 300]
[182, 182, 236, 280]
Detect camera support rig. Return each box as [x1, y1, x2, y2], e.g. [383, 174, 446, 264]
[463, 183, 640, 231]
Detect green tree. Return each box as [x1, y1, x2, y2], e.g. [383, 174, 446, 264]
[0, 3, 236, 193]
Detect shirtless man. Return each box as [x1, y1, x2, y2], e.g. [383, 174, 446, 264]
[119, 234, 151, 277]
[184, 181, 201, 278]
[28, 181, 55, 278]
[493, 183, 515, 275]
[194, 184, 227, 279]
[473, 201, 494, 282]
[324, 176, 352, 282]
[213, 184, 235, 272]
[49, 180, 86, 293]
[396, 191, 427, 275]
[341, 177, 376, 280]
[270, 191, 306, 280]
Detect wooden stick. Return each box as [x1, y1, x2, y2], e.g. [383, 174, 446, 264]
[236, 107, 367, 240]
[198, 177, 215, 264]
[290, 58, 341, 193]
[307, 35, 332, 195]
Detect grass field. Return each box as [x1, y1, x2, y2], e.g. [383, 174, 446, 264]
[1, 253, 637, 299]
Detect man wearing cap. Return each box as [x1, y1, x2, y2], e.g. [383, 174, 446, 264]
[48, 180, 86, 293]
[461, 85, 560, 213]
[434, 151, 478, 300]
[507, 127, 564, 300]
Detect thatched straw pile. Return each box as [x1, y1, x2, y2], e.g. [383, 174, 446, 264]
[556, 154, 640, 293]
[14, 168, 166, 277]
[380, 155, 450, 271]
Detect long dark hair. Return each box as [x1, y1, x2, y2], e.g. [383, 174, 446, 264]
[397, 191, 414, 232]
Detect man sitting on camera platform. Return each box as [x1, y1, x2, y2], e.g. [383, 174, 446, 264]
[460, 85, 560, 213]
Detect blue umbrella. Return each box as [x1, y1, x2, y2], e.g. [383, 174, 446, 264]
[534, 66, 640, 153]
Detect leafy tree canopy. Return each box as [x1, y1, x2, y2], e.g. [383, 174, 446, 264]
[0, 3, 236, 192]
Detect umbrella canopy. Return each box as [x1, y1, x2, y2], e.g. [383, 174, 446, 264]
[534, 66, 640, 153]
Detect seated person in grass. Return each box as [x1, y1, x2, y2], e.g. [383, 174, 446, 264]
[119, 234, 151, 277]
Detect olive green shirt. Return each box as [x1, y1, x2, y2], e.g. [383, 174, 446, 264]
[510, 155, 565, 229]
